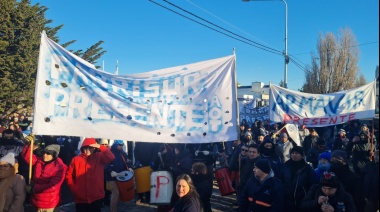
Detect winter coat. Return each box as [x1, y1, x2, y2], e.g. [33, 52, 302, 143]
[239, 172, 284, 212]
[171, 191, 202, 212]
[279, 159, 315, 211]
[260, 154, 282, 177]
[239, 157, 259, 189]
[329, 164, 366, 211]
[346, 139, 373, 173]
[192, 174, 212, 212]
[300, 184, 356, 212]
[105, 145, 129, 181]
[275, 141, 294, 162]
[3, 174, 25, 212]
[66, 142, 114, 204]
[172, 152, 192, 181]
[362, 161, 379, 202]
[22, 145, 67, 208]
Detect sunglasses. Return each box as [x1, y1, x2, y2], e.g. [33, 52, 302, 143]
[118, 144, 124, 146]
[101, 144, 108, 146]
[43, 151, 54, 155]
[241, 149, 248, 152]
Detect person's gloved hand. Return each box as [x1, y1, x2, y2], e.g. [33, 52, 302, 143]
[195, 151, 199, 156]
[158, 152, 162, 157]
[117, 172, 125, 177]
[111, 171, 118, 177]
[128, 168, 134, 173]
[203, 151, 210, 155]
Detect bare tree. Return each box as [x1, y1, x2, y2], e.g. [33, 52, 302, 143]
[302, 28, 362, 94]
[355, 73, 367, 87]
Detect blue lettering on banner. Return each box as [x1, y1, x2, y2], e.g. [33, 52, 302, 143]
[43, 49, 230, 134]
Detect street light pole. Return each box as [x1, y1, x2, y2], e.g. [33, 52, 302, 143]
[243, 0, 289, 88]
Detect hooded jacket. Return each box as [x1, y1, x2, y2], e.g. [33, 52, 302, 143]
[22, 145, 67, 209]
[66, 138, 114, 203]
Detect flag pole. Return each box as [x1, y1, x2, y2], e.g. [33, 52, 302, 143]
[370, 118, 375, 161]
[28, 136, 34, 184]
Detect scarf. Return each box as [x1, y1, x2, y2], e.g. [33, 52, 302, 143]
[0, 167, 16, 211]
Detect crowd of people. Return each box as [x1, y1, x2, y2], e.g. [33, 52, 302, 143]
[0, 113, 379, 212]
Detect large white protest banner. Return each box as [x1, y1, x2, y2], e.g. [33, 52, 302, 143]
[269, 82, 376, 127]
[33, 32, 238, 143]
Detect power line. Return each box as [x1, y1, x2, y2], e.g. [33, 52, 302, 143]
[148, 0, 283, 56]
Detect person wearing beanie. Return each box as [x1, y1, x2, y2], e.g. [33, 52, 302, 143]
[300, 171, 356, 212]
[0, 152, 26, 212]
[329, 150, 366, 211]
[314, 151, 332, 183]
[275, 132, 295, 162]
[104, 139, 131, 212]
[66, 137, 115, 212]
[239, 159, 284, 211]
[259, 140, 283, 177]
[279, 145, 315, 212]
[306, 138, 330, 169]
[21, 142, 66, 211]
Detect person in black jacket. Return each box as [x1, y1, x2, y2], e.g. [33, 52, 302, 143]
[306, 138, 330, 169]
[259, 139, 282, 177]
[329, 150, 366, 211]
[191, 162, 212, 212]
[170, 174, 202, 212]
[362, 150, 379, 212]
[279, 146, 315, 212]
[171, 144, 193, 184]
[300, 171, 356, 212]
[239, 159, 284, 212]
[239, 144, 261, 191]
[303, 129, 319, 157]
[346, 131, 374, 175]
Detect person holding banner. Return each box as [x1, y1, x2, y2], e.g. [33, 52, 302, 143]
[66, 137, 115, 212]
[22, 143, 67, 212]
[105, 140, 132, 212]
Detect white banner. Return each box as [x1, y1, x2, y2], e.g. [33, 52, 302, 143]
[269, 82, 376, 127]
[33, 32, 238, 143]
[238, 104, 269, 126]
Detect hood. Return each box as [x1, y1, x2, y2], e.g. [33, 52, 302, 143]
[81, 137, 96, 148]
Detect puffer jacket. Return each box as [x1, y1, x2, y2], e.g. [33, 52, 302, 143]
[22, 145, 67, 208]
[66, 138, 114, 204]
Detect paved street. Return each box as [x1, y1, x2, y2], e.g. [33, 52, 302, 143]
[59, 181, 237, 212]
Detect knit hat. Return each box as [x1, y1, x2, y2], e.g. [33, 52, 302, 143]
[280, 133, 288, 138]
[100, 139, 109, 145]
[320, 171, 340, 188]
[338, 129, 346, 134]
[290, 146, 305, 157]
[331, 150, 348, 162]
[0, 152, 15, 166]
[254, 159, 271, 174]
[44, 144, 60, 156]
[318, 151, 332, 162]
[245, 132, 252, 137]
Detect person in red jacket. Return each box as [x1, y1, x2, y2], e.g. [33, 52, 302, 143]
[22, 143, 67, 211]
[66, 137, 115, 212]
